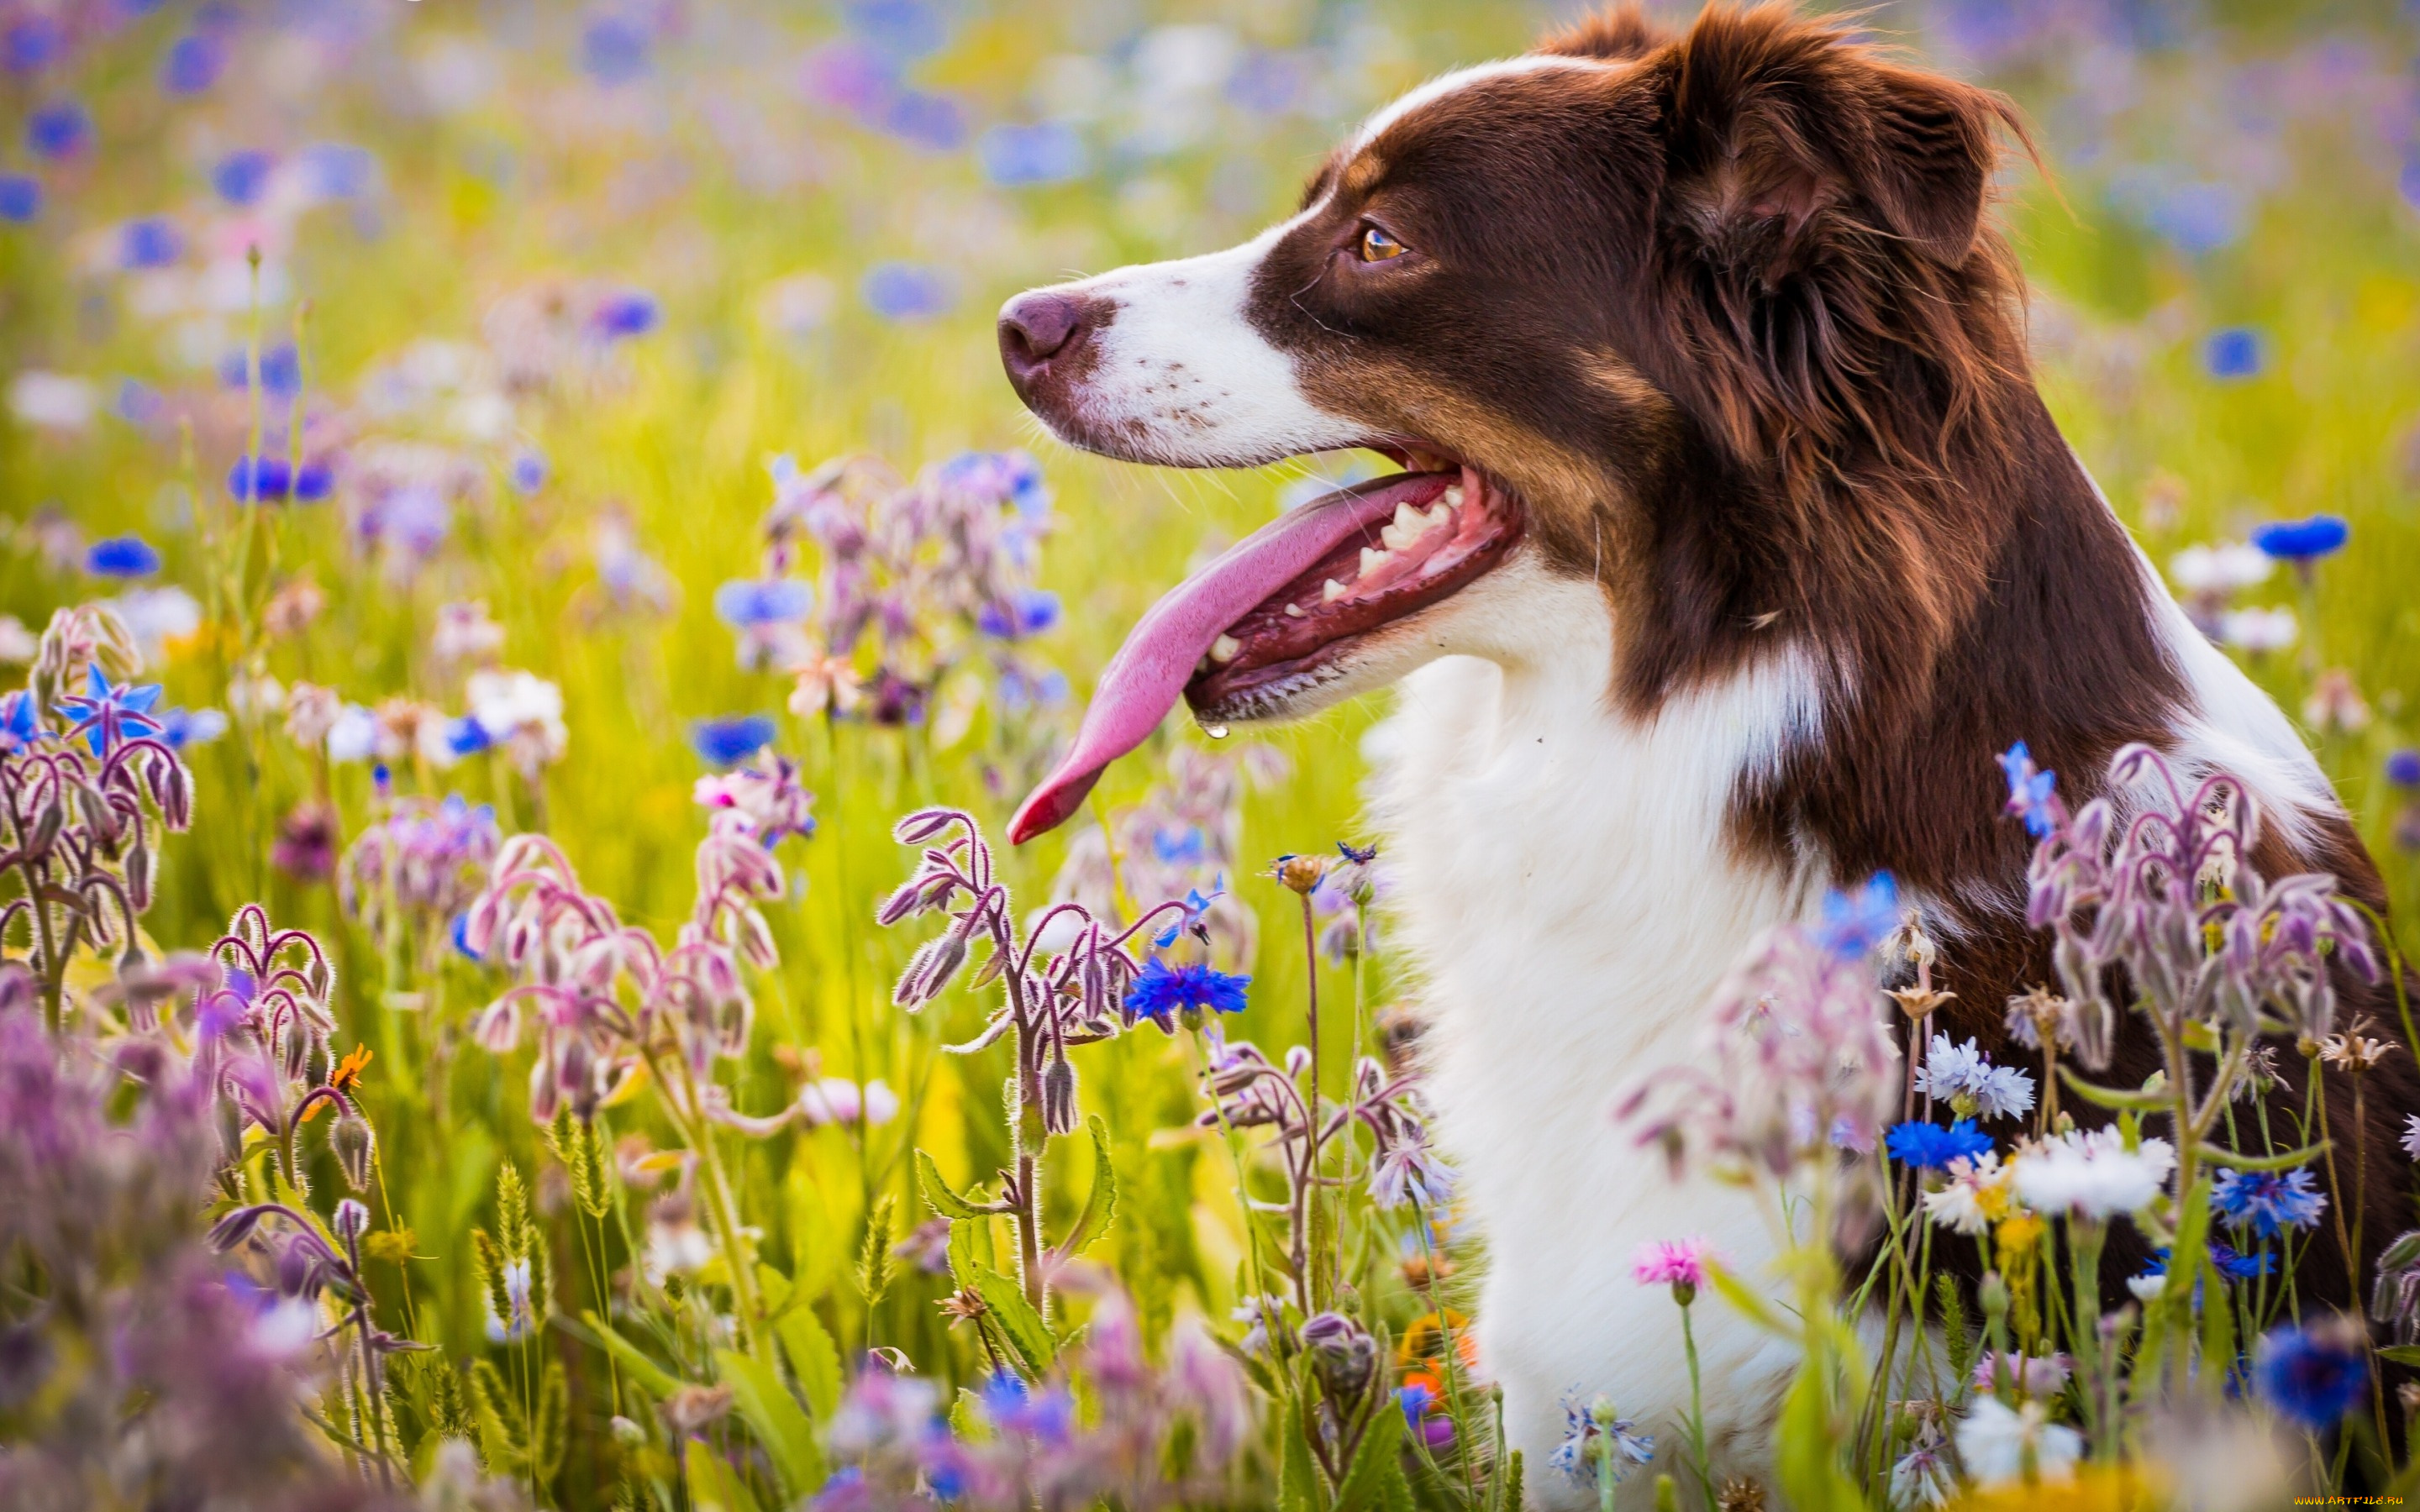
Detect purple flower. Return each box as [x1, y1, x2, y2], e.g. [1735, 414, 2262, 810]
[590, 290, 659, 339]
[692, 715, 778, 769]
[54, 664, 165, 756]
[213, 149, 275, 206]
[2251, 515, 2349, 564]
[509, 450, 547, 495]
[85, 534, 161, 577]
[27, 100, 89, 160]
[2203, 327, 2265, 380]
[0, 690, 39, 751]
[221, 343, 302, 400]
[118, 217, 184, 270]
[714, 577, 814, 627]
[2388, 749, 2420, 788]
[301, 143, 375, 200]
[976, 587, 1060, 640]
[5, 15, 63, 74]
[861, 261, 953, 320]
[979, 122, 1088, 186]
[0, 173, 41, 223]
[161, 33, 227, 95]
[1123, 958, 1249, 1024]
[581, 14, 651, 83]
[1886, 1118, 1993, 1171]
[226, 455, 333, 503]
[158, 706, 228, 749]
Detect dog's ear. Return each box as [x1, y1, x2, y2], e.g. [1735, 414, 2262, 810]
[1657, 6, 2014, 281]
[1539, 4, 1669, 61]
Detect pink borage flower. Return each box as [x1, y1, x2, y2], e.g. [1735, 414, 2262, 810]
[1632, 1238, 1711, 1290]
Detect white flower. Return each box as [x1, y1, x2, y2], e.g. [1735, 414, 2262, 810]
[0, 616, 35, 663]
[2126, 1273, 2166, 1303]
[2010, 1128, 2175, 1220]
[1890, 1444, 1954, 1509]
[797, 1078, 897, 1128]
[2169, 541, 2271, 595]
[1914, 1033, 2036, 1123]
[1923, 1152, 2018, 1236]
[326, 703, 379, 763]
[466, 668, 568, 771]
[2402, 1114, 2420, 1161]
[106, 586, 202, 660]
[2219, 606, 2297, 654]
[1955, 1396, 2081, 1485]
[8, 370, 96, 430]
[432, 599, 506, 664]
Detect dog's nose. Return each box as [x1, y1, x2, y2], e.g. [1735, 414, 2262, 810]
[998, 291, 1095, 391]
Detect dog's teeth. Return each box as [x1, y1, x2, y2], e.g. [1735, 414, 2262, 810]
[1442, 485, 1465, 509]
[1322, 577, 1349, 604]
[1393, 501, 1422, 533]
[1423, 503, 1454, 529]
[1359, 547, 1392, 579]
[1209, 633, 1240, 664]
[1380, 524, 1409, 551]
[1284, 603, 1305, 619]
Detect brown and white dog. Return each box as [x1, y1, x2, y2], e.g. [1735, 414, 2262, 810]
[993, 3, 2417, 1490]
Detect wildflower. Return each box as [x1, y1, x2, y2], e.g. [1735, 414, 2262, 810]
[1923, 1151, 2021, 1235]
[465, 669, 567, 776]
[1817, 872, 1900, 959]
[715, 577, 814, 669]
[0, 173, 38, 223]
[431, 601, 505, 664]
[694, 748, 818, 848]
[2211, 1167, 2326, 1239]
[1956, 1396, 2081, 1485]
[1886, 1118, 1993, 1172]
[2250, 514, 2349, 564]
[691, 714, 777, 769]
[2319, 1017, 2397, 1073]
[1912, 1034, 2036, 1122]
[2169, 541, 2271, 596]
[788, 643, 864, 718]
[2403, 1115, 2420, 1160]
[1998, 742, 2058, 838]
[161, 32, 226, 94]
[1632, 1237, 1709, 1304]
[1973, 1351, 2071, 1398]
[861, 261, 954, 320]
[1889, 1441, 1954, 1509]
[509, 450, 547, 495]
[1273, 852, 1327, 895]
[26, 99, 89, 160]
[2212, 1241, 2273, 1281]
[85, 535, 160, 578]
[1123, 958, 1249, 1025]
[2253, 1317, 2369, 1431]
[55, 665, 164, 757]
[581, 15, 652, 84]
[272, 801, 339, 882]
[213, 149, 274, 206]
[226, 455, 334, 503]
[979, 121, 1088, 186]
[2005, 988, 2078, 1051]
[1551, 1392, 1655, 1487]
[263, 576, 326, 638]
[0, 689, 39, 751]
[2220, 605, 2298, 653]
[2303, 670, 2371, 736]
[975, 587, 1060, 639]
[2202, 327, 2265, 380]
[1366, 1128, 1451, 1210]
[2010, 1128, 2175, 1220]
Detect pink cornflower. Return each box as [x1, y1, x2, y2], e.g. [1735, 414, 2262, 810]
[1633, 1238, 1710, 1298]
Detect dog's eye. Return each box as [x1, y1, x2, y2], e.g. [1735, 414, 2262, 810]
[1357, 225, 1408, 262]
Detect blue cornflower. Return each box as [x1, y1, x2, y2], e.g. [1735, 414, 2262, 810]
[1884, 1118, 1994, 1172]
[581, 15, 651, 84]
[1816, 872, 1898, 961]
[713, 578, 813, 628]
[1151, 824, 1207, 866]
[591, 290, 658, 339]
[1998, 741, 2058, 837]
[2254, 1321, 2368, 1431]
[220, 344, 303, 400]
[2391, 749, 2420, 788]
[54, 665, 165, 757]
[1397, 1382, 1438, 1431]
[0, 173, 41, 223]
[118, 217, 184, 270]
[846, 0, 950, 61]
[976, 588, 1060, 639]
[1153, 886, 1223, 949]
[226, 455, 333, 503]
[2211, 1239, 2272, 1281]
[161, 33, 226, 95]
[451, 911, 483, 963]
[1123, 958, 1249, 1025]
[0, 690, 41, 751]
[27, 100, 90, 160]
[881, 89, 965, 150]
[691, 715, 778, 769]
[213, 149, 274, 206]
[2250, 515, 2349, 564]
[5, 16, 62, 74]
[860, 261, 953, 320]
[116, 380, 165, 426]
[978, 122, 1087, 187]
[976, 1370, 1071, 1444]
[509, 451, 547, 495]
[444, 716, 492, 758]
[2212, 1166, 2327, 1239]
[1552, 1393, 1655, 1487]
[85, 535, 161, 578]
[2202, 327, 2265, 380]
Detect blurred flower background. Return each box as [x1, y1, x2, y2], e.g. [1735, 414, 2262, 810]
[3, 0, 2420, 1507]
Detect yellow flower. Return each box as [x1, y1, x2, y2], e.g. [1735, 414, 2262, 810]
[1953, 1462, 2165, 1512]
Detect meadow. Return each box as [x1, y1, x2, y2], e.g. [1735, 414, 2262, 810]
[3, 1, 2420, 1509]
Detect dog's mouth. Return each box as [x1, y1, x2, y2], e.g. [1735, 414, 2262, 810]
[1009, 450, 1524, 843]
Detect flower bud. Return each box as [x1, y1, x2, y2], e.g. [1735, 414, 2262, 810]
[332, 1112, 375, 1191]
[1299, 1310, 1376, 1404]
[1274, 853, 1327, 895]
[611, 1415, 646, 1447]
[1041, 1056, 1078, 1137]
[1979, 1270, 2010, 1319]
[333, 1198, 371, 1245]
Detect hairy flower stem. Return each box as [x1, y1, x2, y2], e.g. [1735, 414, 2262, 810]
[1298, 889, 1323, 1313]
[648, 1045, 771, 1366]
[1678, 1300, 1714, 1512]
[2068, 1219, 2107, 1455]
[1003, 963, 1049, 1318]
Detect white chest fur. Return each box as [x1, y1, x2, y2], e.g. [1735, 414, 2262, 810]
[1362, 564, 1826, 1502]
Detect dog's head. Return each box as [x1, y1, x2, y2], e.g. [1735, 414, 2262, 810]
[1001, 3, 2032, 842]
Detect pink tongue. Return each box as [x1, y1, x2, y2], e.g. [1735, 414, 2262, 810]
[1009, 470, 1449, 843]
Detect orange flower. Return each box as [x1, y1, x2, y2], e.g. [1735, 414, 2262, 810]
[302, 1045, 372, 1122]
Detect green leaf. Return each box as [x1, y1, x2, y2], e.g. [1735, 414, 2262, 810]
[1334, 1399, 1407, 1512]
[972, 1266, 1056, 1377]
[1279, 1389, 1324, 1512]
[684, 1436, 765, 1512]
[2382, 1346, 2420, 1368]
[760, 1264, 843, 1420]
[916, 1148, 996, 1220]
[1059, 1115, 1120, 1257]
[715, 1347, 824, 1499]
[2197, 1139, 2333, 1171]
[2057, 1068, 2172, 1111]
[1698, 1257, 1792, 1336]
[566, 1310, 681, 1399]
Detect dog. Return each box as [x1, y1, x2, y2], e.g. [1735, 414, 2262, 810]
[992, 3, 2418, 1492]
